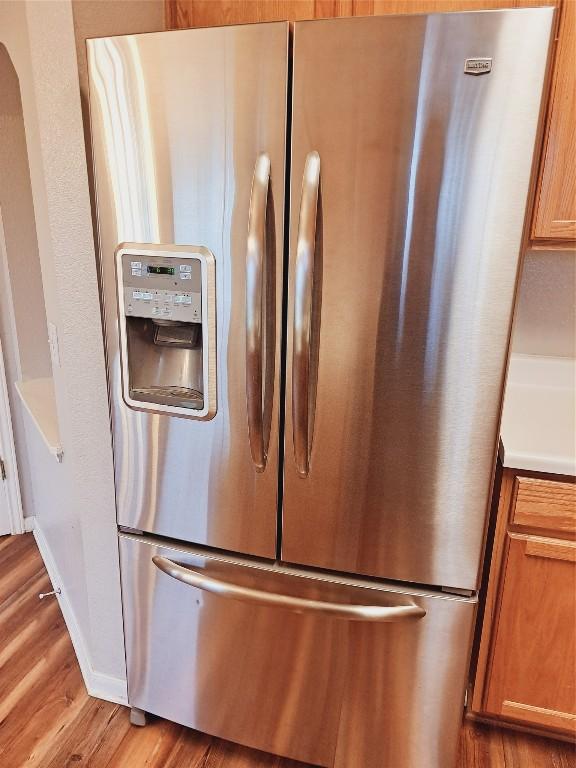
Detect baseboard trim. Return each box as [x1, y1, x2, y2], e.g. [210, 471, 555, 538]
[23, 516, 36, 533]
[33, 525, 128, 706]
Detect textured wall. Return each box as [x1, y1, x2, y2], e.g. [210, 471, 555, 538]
[0, 0, 123, 684]
[0, 46, 51, 382]
[0, 44, 52, 521]
[512, 249, 576, 358]
[0, 0, 163, 693]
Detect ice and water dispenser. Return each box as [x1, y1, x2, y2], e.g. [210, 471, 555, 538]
[116, 244, 216, 420]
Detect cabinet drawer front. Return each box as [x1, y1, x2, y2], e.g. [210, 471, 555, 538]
[501, 701, 576, 732]
[512, 477, 576, 537]
[119, 534, 476, 768]
[485, 534, 576, 733]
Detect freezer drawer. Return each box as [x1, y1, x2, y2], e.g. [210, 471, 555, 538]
[120, 534, 476, 768]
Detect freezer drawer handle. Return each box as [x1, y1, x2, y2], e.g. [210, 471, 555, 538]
[293, 151, 321, 478]
[152, 555, 426, 622]
[246, 153, 272, 471]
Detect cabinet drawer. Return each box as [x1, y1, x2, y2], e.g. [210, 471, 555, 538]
[512, 477, 576, 537]
[119, 534, 476, 768]
[485, 533, 576, 734]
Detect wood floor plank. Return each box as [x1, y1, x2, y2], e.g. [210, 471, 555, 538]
[0, 547, 43, 608]
[0, 601, 64, 702]
[0, 597, 59, 670]
[37, 698, 134, 768]
[102, 714, 184, 768]
[161, 726, 213, 768]
[4, 644, 86, 767]
[0, 533, 574, 768]
[78, 704, 132, 768]
[0, 631, 75, 745]
[0, 568, 48, 623]
[501, 726, 574, 768]
[457, 721, 506, 768]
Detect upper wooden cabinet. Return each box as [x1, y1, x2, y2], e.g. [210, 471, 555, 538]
[166, 1, 558, 31]
[532, 0, 576, 244]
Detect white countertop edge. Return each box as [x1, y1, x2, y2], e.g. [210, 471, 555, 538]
[500, 447, 575, 478]
[500, 353, 575, 477]
[15, 377, 63, 463]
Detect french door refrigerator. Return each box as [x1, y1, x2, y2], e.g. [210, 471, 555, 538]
[88, 9, 554, 768]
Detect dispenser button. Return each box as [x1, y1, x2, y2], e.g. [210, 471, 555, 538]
[142, 292, 153, 300]
[131, 268, 142, 277]
[164, 294, 174, 303]
[179, 264, 192, 272]
[132, 290, 143, 299]
[180, 273, 192, 280]
[130, 261, 142, 269]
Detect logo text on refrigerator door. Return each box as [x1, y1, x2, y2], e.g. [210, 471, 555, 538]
[464, 58, 492, 75]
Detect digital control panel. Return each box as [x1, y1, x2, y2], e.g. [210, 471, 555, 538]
[121, 253, 202, 323]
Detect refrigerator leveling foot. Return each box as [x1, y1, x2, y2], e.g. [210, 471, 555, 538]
[129, 707, 147, 727]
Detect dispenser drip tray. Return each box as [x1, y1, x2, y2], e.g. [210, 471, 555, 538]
[130, 386, 204, 410]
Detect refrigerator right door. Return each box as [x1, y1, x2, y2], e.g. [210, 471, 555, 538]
[283, 10, 555, 591]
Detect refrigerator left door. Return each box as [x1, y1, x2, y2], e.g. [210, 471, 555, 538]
[88, 24, 288, 557]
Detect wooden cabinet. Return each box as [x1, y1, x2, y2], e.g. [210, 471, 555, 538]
[532, 0, 576, 245]
[472, 468, 576, 738]
[512, 476, 576, 534]
[165, 0, 558, 31]
[484, 533, 576, 733]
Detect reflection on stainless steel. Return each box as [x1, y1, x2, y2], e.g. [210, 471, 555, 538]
[88, 25, 288, 555]
[121, 534, 475, 767]
[283, 10, 555, 591]
[292, 151, 321, 478]
[246, 153, 271, 471]
[152, 554, 426, 621]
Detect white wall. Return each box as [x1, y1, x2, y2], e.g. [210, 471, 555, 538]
[0, 44, 52, 522]
[512, 249, 576, 358]
[0, 0, 162, 701]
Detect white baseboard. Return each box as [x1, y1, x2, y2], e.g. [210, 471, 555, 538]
[33, 525, 128, 706]
[23, 516, 36, 533]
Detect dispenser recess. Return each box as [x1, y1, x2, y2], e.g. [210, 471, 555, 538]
[116, 244, 216, 420]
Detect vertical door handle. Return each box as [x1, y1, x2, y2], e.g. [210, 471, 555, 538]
[246, 154, 271, 471]
[292, 151, 321, 478]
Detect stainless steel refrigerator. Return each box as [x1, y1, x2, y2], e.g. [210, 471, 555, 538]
[88, 9, 555, 767]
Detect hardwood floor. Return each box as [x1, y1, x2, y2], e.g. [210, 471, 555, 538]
[0, 533, 574, 768]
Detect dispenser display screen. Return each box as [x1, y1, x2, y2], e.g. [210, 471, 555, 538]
[147, 265, 175, 275]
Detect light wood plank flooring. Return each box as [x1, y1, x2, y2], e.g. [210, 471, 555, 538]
[0, 533, 574, 767]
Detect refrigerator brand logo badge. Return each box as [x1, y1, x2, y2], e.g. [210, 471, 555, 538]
[464, 58, 492, 76]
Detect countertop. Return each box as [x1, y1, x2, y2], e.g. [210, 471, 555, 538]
[500, 354, 575, 476]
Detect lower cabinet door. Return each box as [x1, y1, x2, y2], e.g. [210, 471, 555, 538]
[119, 534, 476, 768]
[485, 534, 576, 735]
